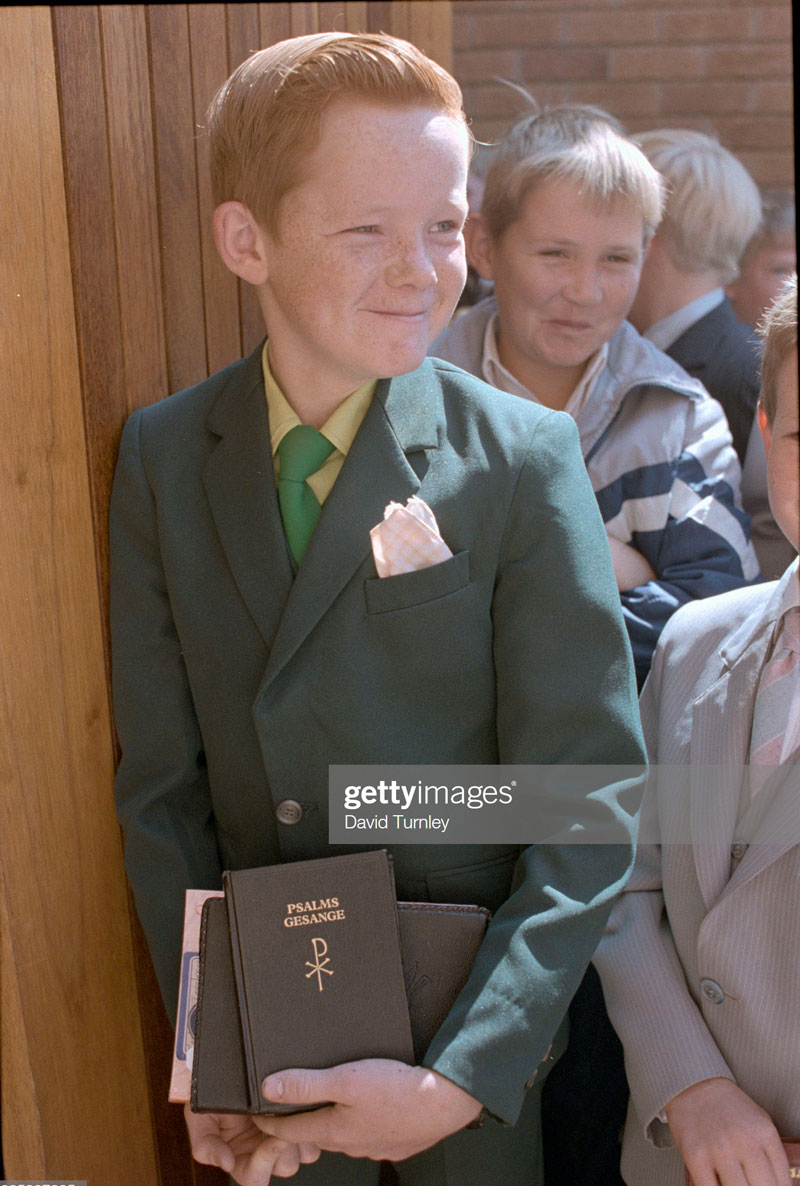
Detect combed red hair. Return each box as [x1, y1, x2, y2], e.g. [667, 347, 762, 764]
[207, 32, 467, 237]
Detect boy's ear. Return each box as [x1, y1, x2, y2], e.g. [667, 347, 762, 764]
[757, 401, 772, 459]
[213, 202, 270, 285]
[465, 213, 496, 282]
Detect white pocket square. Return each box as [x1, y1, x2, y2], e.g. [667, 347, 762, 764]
[370, 495, 453, 577]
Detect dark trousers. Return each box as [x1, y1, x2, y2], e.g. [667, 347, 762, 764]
[540, 964, 628, 1186]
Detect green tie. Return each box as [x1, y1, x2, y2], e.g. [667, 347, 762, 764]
[277, 425, 336, 565]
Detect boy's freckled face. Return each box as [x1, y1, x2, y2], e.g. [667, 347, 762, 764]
[761, 350, 799, 553]
[259, 99, 469, 397]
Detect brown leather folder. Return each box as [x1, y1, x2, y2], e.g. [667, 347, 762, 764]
[191, 854, 490, 1114]
[396, 900, 490, 1063]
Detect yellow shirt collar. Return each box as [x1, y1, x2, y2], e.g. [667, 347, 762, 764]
[262, 342, 376, 458]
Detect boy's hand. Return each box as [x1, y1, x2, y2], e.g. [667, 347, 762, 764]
[254, 1059, 483, 1162]
[665, 1077, 790, 1186]
[607, 535, 657, 592]
[184, 1102, 321, 1184]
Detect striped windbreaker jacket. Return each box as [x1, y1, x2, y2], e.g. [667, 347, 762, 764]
[431, 297, 760, 686]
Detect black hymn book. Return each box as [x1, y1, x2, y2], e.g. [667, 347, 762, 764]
[190, 851, 490, 1115]
[193, 850, 413, 1115]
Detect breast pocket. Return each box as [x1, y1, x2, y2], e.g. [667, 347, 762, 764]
[364, 549, 470, 615]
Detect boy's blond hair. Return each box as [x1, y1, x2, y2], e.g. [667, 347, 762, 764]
[756, 272, 798, 424]
[481, 102, 665, 243]
[634, 129, 762, 284]
[207, 32, 467, 237]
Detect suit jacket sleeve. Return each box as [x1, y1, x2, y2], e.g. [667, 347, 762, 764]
[593, 636, 735, 1148]
[619, 393, 759, 688]
[424, 410, 648, 1124]
[110, 408, 224, 1014]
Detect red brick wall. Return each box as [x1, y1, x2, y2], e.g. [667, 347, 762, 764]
[453, 0, 794, 188]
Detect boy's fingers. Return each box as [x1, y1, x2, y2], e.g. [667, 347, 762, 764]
[262, 1065, 345, 1107]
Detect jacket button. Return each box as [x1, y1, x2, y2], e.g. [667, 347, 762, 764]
[700, 978, 725, 1005]
[275, 799, 303, 825]
[731, 842, 747, 859]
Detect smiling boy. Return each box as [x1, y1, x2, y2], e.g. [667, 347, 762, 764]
[214, 103, 467, 421]
[431, 102, 762, 1186]
[110, 36, 646, 1186]
[432, 104, 760, 687]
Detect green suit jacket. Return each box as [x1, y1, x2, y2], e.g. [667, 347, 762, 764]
[110, 346, 646, 1125]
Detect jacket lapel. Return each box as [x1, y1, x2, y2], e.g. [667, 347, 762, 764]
[723, 760, 800, 894]
[717, 572, 800, 895]
[202, 348, 294, 649]
[257, 362, 443, 692]
[689, 580, 788, 907]
[689, 613, 774, 908]
[689, 676, 750, 909]
[668, 305, 724, 374]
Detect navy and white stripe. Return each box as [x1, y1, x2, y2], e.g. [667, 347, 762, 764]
[431, 302, 760, 685]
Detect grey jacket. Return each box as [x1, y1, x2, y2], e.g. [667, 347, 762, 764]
[431, 298, 759, 685]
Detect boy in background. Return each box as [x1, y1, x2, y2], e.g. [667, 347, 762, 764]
[430, 102, 760, 1186]
[627, 129, 762, 465]
[431, 104, 758, 691]
[596, 273, 799, 1186]
[734, 189, 797, 579]
[728, 188, 796, 330]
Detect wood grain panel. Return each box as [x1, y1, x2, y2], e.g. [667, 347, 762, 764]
[392, 1, 453, 69]
[1, 7, 454, 1183]
[226, 4, 267, 360]
[228, 1, 260, 65]
[1, 864, 46, 1173]
[318, 1, 348, 30]
[188, 3, 243, 374]
[148, 4, 208, 394]
[345, 2, 370, 30]
[313, 2, 368, 32]
[101, 4, 169, 414]
[367, 1, 394, 36]
[91, 4, 170, 666]
[0, 7, 156, 1180]
[289, 2, 320, 35]
[259, 2, 293, 47]
[53, 3, 127, 651]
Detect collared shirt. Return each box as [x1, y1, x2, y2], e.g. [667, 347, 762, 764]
[771, 555, 800, 636]
[761, 555, 800, 757]
[643, 288, 726, 352]
[262, 342, 375, 505]
[481, 312, 608, 420]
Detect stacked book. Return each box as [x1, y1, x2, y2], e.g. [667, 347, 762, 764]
[183, 850, 490, 1115]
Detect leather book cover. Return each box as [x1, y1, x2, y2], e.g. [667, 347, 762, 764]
[191, 881, 490, 1114]
[191, 895, 250, 1113]
[397, 902, 490, 1063]
[686, 1139, 800, 1184]
[211, 851, 414, 1114]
